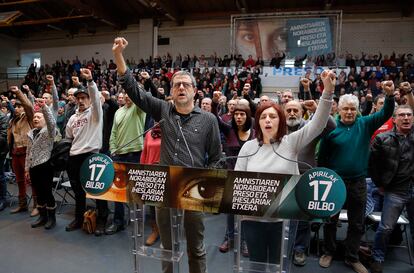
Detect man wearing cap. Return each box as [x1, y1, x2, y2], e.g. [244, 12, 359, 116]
[65, 68, 103, 231]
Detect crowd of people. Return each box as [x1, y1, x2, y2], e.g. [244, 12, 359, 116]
[0, 38, 413, 273]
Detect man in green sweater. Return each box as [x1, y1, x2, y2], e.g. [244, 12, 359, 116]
[106, 93, 146, 234]
[317, 81, 395, 273]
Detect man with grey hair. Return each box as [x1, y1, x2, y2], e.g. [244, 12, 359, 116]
[281, 89, 294, 105]
[63, 87, 78, 135]
[200, 97, 212, 112]
[113, 37, 221, 273]
[318, 81, 396, 273]
[259, 95, 270, 105]
[43, 75, 59, 119]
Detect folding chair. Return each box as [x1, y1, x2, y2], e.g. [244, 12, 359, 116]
[53, 171, 75, 214]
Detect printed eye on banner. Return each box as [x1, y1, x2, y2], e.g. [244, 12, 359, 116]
[80, 153, 115, 196]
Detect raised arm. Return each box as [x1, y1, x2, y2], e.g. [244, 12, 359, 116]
[37, 98, 56, 138]
[287, 70, 335, 151]
[363, 81, 395, 132]
[112, 37, 166, 120]
[112, 37, 128, 76]
[400, 82, 414, 110]
[80, 68, 102, 123]
[46, 75, 59, 118]
[10, 86, 34, 124]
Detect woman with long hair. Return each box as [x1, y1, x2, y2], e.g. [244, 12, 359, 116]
[213, 101, 255, 256]
[234, 70, 335, 270]
[25, 98, 58, 229]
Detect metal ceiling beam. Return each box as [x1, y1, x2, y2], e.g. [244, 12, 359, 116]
[154, 0, 183, 25]
[235, 0, 248, 13]
[62, 0, 123, 28]
[0, 14, 92, 27]
[0, 0, 43, 7]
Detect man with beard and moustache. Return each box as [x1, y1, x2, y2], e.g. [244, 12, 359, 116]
[284, 80, 336, 266]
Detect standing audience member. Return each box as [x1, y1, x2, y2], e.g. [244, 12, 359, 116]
[318, 81, 396, 273]
[63, 87, 78, 135]
[140, 123, 162, 246]
[284, 80, 336, 266]
[8, 86, 35, 215]
[113, 37, 221, 273]
[235, 69, 335, 270]
[0, 107, 8, 211]
[25, 98, 58, 229]
[65, 68, 103, 232]
[213, 96, 254, 256]
[369, 104, 414, 273]
[107, 92, 146, 235]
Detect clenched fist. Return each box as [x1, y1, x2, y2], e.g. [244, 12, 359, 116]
[112, 37, 128, 55]
[35, 98, 46, 108]
[320, 70, 336, 94]
[300, 78, 311, 91]
[399, 81, 412, 96]
[140, 71, 150, 80]
[9, 86, 19, 93]
[381, 81, 394, 96]
[80, 68, 92, 81]
[46, 75, 54, 84]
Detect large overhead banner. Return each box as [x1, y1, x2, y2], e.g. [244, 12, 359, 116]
[231, 11, 342, 61]
[287, 18, 333, 57]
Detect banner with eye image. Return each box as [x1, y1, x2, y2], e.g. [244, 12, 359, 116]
[124, 164, 346, 220]
[80, 154, 346, 220]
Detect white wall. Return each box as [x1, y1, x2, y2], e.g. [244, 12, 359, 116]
[157, 24, 230, 57]
[19, 26, 141, 66]
[341, 17, 414, 54]
[0, 35, 19, 72]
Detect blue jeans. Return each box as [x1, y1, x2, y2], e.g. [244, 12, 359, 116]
[372, 187, 414, 262]
[111, 152, 141, 225]
[365, 178, 384, 217]
[292, 220, 310, 253]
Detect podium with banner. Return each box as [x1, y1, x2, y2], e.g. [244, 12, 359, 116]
[80, 154, 346, 273]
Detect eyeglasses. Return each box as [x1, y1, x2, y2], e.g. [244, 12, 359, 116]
[173, 81, 193, 88]
[396, 113, 413, 118]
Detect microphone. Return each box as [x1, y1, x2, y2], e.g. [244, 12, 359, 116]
[175, 115, 195, 167]
[269, 138, 313, 170]
[213, 140, 263, 169]
[110, 119, 164, 157]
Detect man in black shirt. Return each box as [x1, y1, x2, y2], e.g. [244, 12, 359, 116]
[113, 37, 221, 273]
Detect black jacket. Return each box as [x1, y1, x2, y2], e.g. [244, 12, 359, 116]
[0, 113, 8, 157]
[369, 128, 414, 191]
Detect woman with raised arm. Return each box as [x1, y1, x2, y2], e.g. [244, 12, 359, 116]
[234, 69, 335, 270]
[25, 98, 58, 229]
